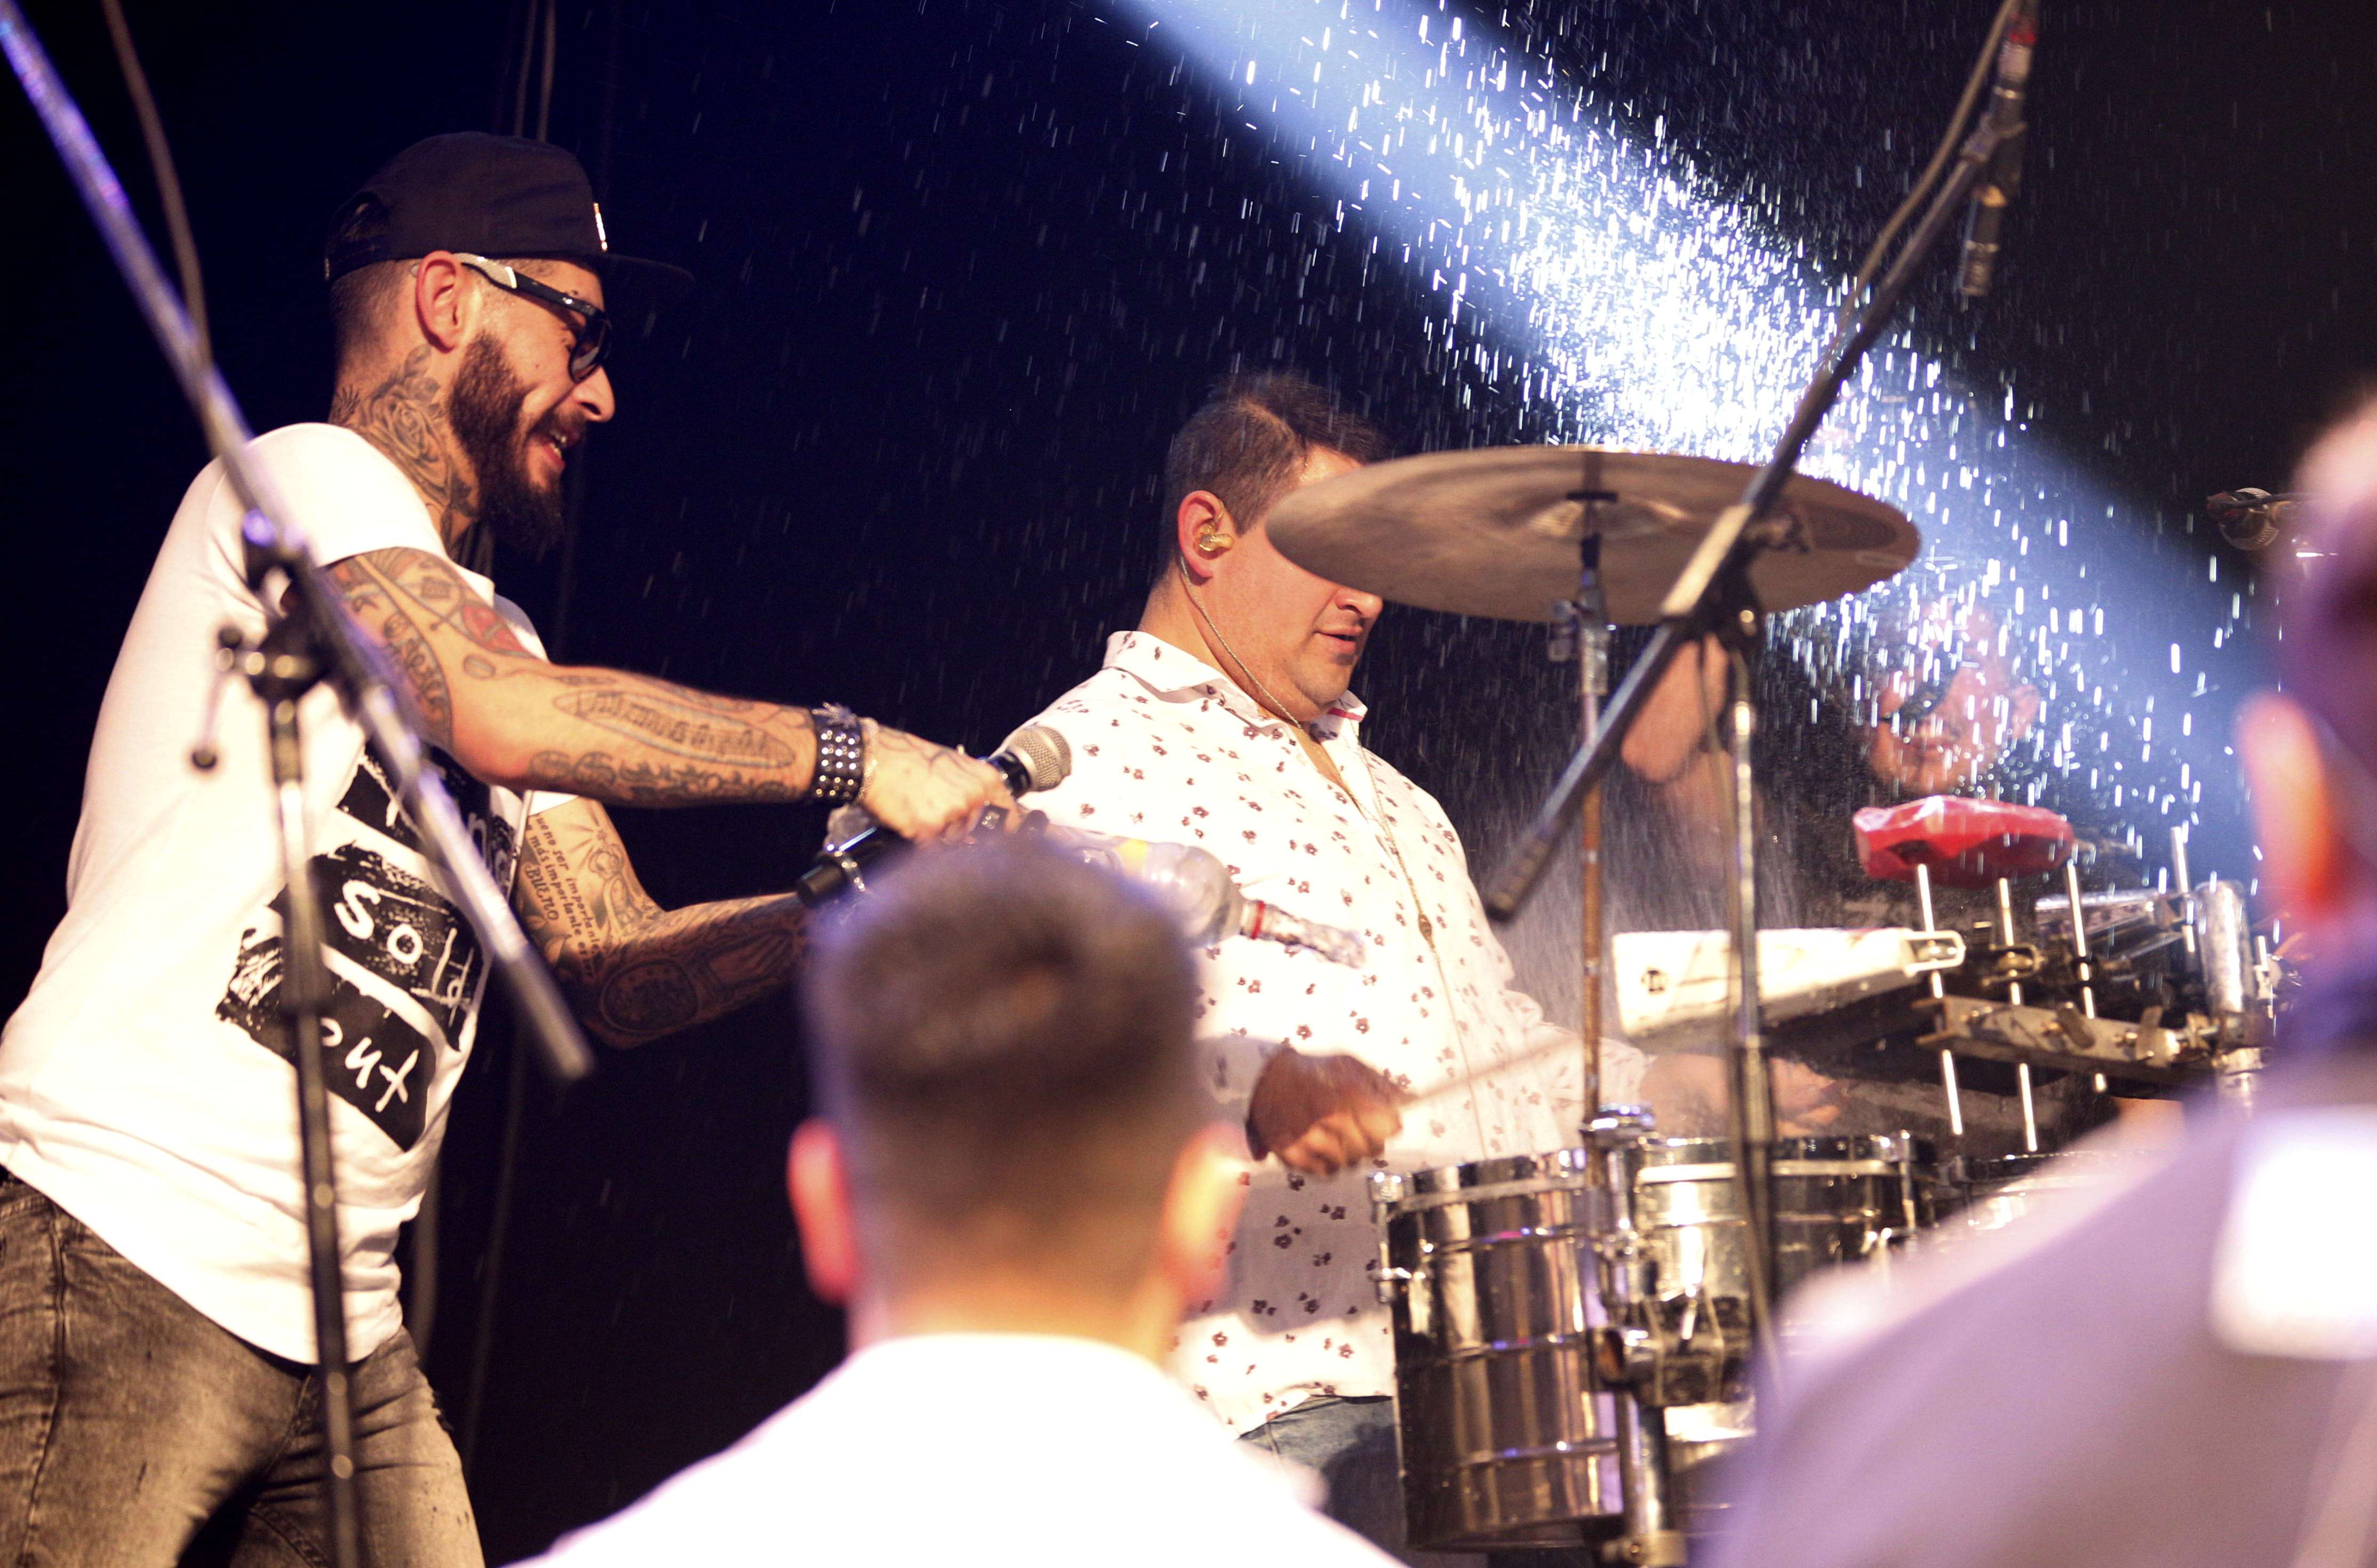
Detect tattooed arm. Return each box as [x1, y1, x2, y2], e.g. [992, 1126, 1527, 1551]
[322, 545, 1011, 839]
[514, 797, 809, 1047]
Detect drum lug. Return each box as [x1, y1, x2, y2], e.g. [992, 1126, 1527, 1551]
[1371, 1265, 1414, 1306]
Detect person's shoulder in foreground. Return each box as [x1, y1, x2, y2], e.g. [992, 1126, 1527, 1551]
[513, 1333, 1399, 1565]
[1706, 1047, 2377, 1568]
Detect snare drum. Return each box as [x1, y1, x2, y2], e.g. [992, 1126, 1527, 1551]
[1371, 1150, 1624, 1553]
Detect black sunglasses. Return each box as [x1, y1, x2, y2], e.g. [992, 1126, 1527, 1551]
[455, 253, 611, 381]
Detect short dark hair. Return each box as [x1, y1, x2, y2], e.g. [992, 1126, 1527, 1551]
[1152, 372, 1392, 588]
[801, 837, 1204, 1295]
[323, 196, 545, 367]
[326, 195, 411, 365]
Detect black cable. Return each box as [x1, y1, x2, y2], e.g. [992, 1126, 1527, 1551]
[97, 0, 207, 367]
[509, 0, 538, 137]
[535, 0, 556, 143]
[1832, 0, 2022, 337]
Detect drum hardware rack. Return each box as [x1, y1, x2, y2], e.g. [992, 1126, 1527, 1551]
[1916, 854, 2275, 1109]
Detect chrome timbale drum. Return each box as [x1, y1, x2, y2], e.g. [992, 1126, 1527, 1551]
[1374, 1137, 1934, 1549]
[1950, 1149, 2140, 1236]
[1633, 1134, 1934, 1485]
[1371, 1149, 1624, 1553]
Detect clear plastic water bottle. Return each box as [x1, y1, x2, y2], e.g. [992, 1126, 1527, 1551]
[1036, 823, 1366, 969]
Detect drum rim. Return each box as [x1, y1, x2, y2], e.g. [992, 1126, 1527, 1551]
[1638, 1132, 1935, 1167]
[1386, 1147, 1597, 1201]
[1952, 1148, 2141, 1187]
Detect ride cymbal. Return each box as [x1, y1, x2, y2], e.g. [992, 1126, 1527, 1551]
[1267, 446, 1919, 623]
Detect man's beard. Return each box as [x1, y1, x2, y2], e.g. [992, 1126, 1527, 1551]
[449, 333, 567, 556]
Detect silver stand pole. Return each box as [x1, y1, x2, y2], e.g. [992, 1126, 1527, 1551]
[249, 626, 363, 1567]
[1589, 1111, 1687, 1568]
[1914, 863, 1965, 1141]
[1717, 630, 1784, 1379]
[2063, 861, 2107, 1093]
[1576, 548, 1610, 1118]
[1994, 877, 2039, 1152]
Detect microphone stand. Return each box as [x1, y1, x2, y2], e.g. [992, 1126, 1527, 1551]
[1481, 85, 2025, 1374]
[3, 9, 596, 1566]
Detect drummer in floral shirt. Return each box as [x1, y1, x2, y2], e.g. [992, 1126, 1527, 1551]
[1018, 373, 1645, 1564]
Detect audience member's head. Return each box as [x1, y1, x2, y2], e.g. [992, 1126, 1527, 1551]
[788, 836, 1237, 1356]
[2241, 396, 2377, 947]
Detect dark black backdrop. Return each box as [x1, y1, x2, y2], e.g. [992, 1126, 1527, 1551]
[7, 1, 2376, 1558]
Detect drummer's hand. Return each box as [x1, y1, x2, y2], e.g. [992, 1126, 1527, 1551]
[1248, 1051, 1410, 1176]
[1641, 1053, 1842, 1137]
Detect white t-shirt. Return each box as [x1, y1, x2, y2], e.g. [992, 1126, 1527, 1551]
[0, 423, 570, 1363]
[512, 1333, 1401, 1567]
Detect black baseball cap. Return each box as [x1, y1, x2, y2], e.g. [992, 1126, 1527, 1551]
[324, 132, 692, 315]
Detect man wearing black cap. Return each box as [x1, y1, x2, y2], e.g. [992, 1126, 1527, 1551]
[0, 133, 1008, 1566]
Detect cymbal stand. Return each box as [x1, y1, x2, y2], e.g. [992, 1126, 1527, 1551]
[1713, 599, 1784, 1382]
[1552, 537, 1612, 1122]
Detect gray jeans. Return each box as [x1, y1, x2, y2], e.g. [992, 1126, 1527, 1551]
[0, 1172, 481, 1567]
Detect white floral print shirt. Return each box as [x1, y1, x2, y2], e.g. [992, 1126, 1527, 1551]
[1023, 631, 1645, 1433]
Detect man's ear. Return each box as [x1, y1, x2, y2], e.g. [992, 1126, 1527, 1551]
[1154, 1123, 1247, 1307]
[787, 1119, 859, 1307]
[411, 251, 476, 355]
[2239, 691, 2349, 923]
[1174, 491, 1235, 586]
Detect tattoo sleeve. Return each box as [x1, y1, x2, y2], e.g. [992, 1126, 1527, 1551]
[324, 546, 821, 805]
[515, 803, 811, 1047]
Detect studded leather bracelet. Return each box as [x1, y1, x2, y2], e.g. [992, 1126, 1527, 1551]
[808, 704, 868, 806]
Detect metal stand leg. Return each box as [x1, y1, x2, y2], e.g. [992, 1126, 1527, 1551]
[1588, 1113, 1688, 1568]
[249, 617, 363, 1568]
[1993, 877, 2038, 1153]
[1610, 1400, 1683, 1566]
[1914, 863, 1965, 1141]
[2063, 861, 2108, 1094]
